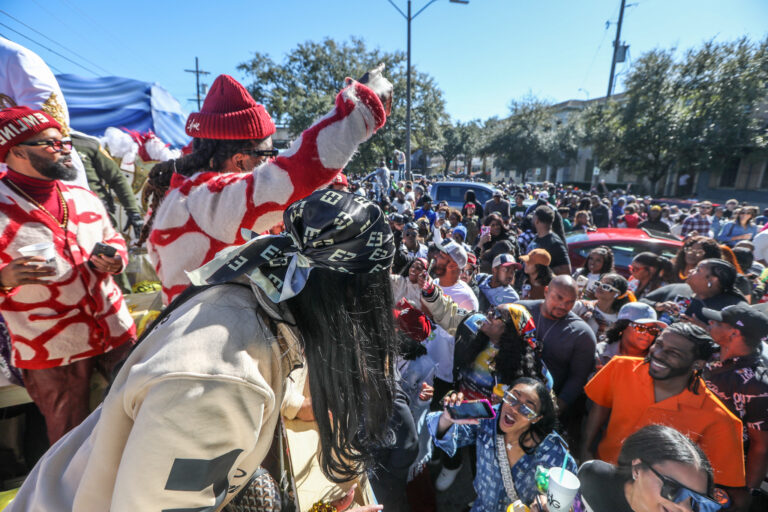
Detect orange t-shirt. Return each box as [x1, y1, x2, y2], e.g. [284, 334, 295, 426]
[585, 356, 745, 488]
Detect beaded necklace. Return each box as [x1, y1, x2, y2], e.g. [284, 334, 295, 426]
[5, 179, 68, 228]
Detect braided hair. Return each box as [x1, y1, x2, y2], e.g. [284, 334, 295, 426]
[138, 137, 262, 245]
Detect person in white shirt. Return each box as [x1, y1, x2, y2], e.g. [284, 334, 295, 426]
[753, 229, 768, 266]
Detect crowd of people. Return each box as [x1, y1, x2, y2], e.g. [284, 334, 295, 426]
[0, 53, 767, 512]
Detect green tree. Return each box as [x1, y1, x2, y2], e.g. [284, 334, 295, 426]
[438, 120, 480, 174]
[580, 37, 768, 193]
[237, 37, 449, 175]
[484, 96, 578, 180]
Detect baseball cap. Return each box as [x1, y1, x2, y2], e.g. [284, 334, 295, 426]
[493, 190, 502, 197]
[332, 173, 349, 186]
[492, 253, 521, 270]
[538, 191, 549, 200]
[404, 222, 418, 232]
[389, 213, 404, 224]
[617, 302, 664, 325]
[438, 238, 468, 268]
[422, 194, 433, 203]
[702, 304, 768, 344]
[520, 248, 552, 267]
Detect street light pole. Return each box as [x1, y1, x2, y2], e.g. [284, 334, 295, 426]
[387, 0, 468, 180]
[406, 0, 412, 181]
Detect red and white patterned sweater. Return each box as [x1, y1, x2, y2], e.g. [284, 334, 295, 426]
[0, 179, 136, 370]
[148, 79, 388, 304]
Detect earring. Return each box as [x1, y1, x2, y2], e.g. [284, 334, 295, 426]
[707, 281, 712, 288]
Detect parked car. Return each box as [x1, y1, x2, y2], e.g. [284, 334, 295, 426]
[429, 181, 499, 210]
[567, 228, 682, 277]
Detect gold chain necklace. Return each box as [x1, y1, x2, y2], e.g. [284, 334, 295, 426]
[4, 179, 68, 228]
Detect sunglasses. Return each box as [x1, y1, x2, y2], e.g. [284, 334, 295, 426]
[644, 463, 721, 512]
[597, 282, 619, 294]
[18, 139, 73, 153]
[502, 391, 539, 420]
[631, 322, 662, 336]
[242, 149, 279, 158]
[685, 247, 705, 257]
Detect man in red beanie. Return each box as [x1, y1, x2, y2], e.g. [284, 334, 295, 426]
[141, 65, 393, 304]
[0, 106, 135, 443]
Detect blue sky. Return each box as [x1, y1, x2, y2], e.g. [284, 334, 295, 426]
[2, 0, 766, 123]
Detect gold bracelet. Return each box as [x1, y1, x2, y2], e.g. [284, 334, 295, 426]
[308, 502, 336, 512]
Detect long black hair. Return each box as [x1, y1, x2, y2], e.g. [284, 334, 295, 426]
[285, 268, 398, 482]
[505, 377, 559, 455]
[495, 324, 545, 385]
[138, 137, 262, 245]
[579, 245, 614, 276]
[617, 424, 714, 495]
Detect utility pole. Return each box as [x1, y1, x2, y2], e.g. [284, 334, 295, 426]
[606, 0, 626, 98]
[185, 57, 210, 110]
[387, 0, 468, 180]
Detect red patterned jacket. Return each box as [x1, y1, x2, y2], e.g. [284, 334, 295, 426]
[0, 180, 136, 370]
[148, 79, 388, 304]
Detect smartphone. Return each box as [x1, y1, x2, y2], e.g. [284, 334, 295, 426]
[447, 399, 496, 420]
[481, 226, 491, 238]
[90, 242, 117, 259]
[438, 211, 446, 220]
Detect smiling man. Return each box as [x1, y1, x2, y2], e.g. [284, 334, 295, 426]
[581, 322, 746, 491]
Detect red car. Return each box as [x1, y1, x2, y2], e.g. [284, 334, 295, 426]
[567, 228, 683, 277]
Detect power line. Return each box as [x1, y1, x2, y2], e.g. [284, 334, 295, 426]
[0, 9, 112, 75]
[0, 30, 63, 74]
[0, 22, 100, 76]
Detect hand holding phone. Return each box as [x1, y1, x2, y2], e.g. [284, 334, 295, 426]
[89, 242, 120, 273]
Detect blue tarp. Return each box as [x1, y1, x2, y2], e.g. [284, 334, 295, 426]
[55, 74, 190, 149]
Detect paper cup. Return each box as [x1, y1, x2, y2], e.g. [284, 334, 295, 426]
[547, 467, 580, 512]
[19, 242, 56, 263]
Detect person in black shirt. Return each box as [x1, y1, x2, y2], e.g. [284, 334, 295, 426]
[527, 205, 571, 275]
[703, 304, 768, 510]
[590, 195, 611, 228]
[641, 259, 747, 325]
[637, 205, 671, 234]
[579, 425, 719, 512]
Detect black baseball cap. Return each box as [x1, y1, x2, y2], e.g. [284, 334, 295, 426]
[404, 222, 419, 232]
[702, 304, 768, 345]
[422, 194, 433, 203]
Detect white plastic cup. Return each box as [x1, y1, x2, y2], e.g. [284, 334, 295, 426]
[18, 242, 56, 263]
[547, 467, 580, 512]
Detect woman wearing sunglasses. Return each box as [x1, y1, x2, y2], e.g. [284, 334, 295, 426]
[717, 207, 758, 248]
[572, 273, 633, 339]
[572, 246, 614, 300]
[670, 236, 722, 284]
[428, 378, 576, 512]
[596, 302, 667, 370]
[579, 424, 721, 512]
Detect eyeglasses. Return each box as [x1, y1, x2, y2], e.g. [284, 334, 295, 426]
[502, 391, 539, 420]
[18, 139, 73, 153]
[241, 149, 279, 158]
[597, 282, 619, 294]
[685, 247, 705, 257]
[631, 322, 662, 336]
[643, 463, 721, 512]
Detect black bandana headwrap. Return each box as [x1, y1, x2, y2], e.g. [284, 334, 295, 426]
[187, 189, 395, 302]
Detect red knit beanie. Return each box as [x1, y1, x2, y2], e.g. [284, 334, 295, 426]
[185, 75, 276, 140]
[0, 106, 62, 162]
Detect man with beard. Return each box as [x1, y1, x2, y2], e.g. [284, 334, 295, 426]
[0, 106, 135, 443]
[475, 253, 521, 310]
[581, 322, 746, 491]
[517, 275, 595, 413]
